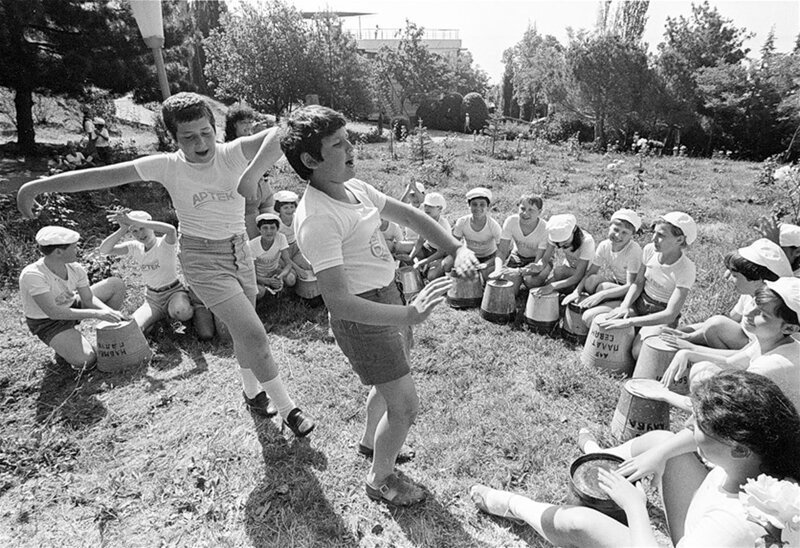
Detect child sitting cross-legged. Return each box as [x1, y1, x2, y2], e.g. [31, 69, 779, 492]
[443, 187, 502, 278]
[246, 212, 296, 299]
[529, 213, 596, 297]
[275, 105, 479, 507]
[562, 208, 643, 328]
[408, 192, 451, 281]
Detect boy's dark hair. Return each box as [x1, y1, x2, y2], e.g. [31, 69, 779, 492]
[161, 92, 216, 140]
[611, 218, 636, 233]
[519, 195, 543, 210]
[280, 106, 347, 180]
[468, 197, 490, 207]
[224, 105, 255, 142]
[693, 370, 800, 481]
[565, 225, 584, 252]
[274, 200, 297, 214]
[39, 244, 71, 256]
[723, 251, 781, 282]
[655, 220, 687, 247]
[256, 218, 280, 229]
[754, 285, 800, 326]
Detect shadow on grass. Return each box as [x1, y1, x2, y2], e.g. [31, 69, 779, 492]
[244, 418, 359, 548]
[256, 293, 333, 344]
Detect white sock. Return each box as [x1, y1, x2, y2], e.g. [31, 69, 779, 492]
[239, 368, 262, 399]
[261, 377, 296, 419]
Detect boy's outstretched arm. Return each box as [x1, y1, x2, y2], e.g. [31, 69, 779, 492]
[238, 127, 283, 201]
[17, 163, 143, 218]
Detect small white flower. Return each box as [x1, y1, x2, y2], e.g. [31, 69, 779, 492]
[773, 165, 797, 182]
[740, 474, 800, 531]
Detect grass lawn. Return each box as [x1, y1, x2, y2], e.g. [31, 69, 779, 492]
[0, 127, 776, 547]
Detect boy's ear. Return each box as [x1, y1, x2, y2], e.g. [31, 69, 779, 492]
[781, 322, 800, 336]
[300, 152, 319, 171]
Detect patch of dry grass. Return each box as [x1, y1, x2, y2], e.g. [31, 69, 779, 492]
[0, 134, 768, 547]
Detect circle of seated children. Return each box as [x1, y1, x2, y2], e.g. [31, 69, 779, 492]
[469, 369, 800, 548]
[441, 187, 502, 279]
[273, 189, 314, 282]
[247, 212, 297, 300]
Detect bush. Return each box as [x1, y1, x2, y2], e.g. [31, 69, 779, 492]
[439, 92, 463, 132]
[539, 112, 593, 143]
[416, 96, 442, 131]
[462, 93, 489, 133]
[80, 86, 116, 125]
[346, 128, 387, 145]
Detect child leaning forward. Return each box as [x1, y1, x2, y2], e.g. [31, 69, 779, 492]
[274, 105, 479, 507]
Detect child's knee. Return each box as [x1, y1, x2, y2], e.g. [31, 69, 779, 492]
[168, 294, 194, 322]
[584, 274, 602, 293]
[284, 271, 297, 287]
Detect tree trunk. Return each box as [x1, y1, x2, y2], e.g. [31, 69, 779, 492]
[14, 86, 36, 155]
[594, 114, 606, 150]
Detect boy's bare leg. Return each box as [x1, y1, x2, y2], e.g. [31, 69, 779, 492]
[360, 386, 386, 449]
[368, 374, 419, 483]
[90, 277, 126, 310]
[132, 302, 162, 333]
[49, 328, 96, 367]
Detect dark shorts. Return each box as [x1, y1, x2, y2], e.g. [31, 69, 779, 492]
[507, 252, 538, 268]
[26, 297, 83, 345]
[329, 282, 414, 386]
[633, 291, 668, 316]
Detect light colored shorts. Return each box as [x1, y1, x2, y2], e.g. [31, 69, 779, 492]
[145, 280, 189, 317]
[329, 282, 414, 386]
[178, 234, 257, 309]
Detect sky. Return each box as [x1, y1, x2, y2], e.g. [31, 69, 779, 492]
[280, 0, 800, 84]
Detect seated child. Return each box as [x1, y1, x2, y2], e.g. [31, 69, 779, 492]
[660, 277, 800, 413]
[409, 192, 451, 281]
[247, 212, 296, 298]
[63, 140, 93, 170]
[756, 218, 800, 276]
[98, 210, 195, 333]
[599, 212, 697, 358]
[394, 181, 425, 256]
[665, 238, 791, 352]
[20, 226, 126, 369]
[279, 105, 479, 507]
[470, 370, 800, 548]
[530, 213, 595, 297]
[273, 189, 313, 278]
[443, 187, 502, 277]
[379, 218, 404, 256]
[490, 194, 550, 296]
[563, 208, 643, 328]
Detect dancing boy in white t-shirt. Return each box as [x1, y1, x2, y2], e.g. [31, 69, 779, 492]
[17, 92, 313, 433]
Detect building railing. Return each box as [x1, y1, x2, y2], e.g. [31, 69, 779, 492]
[349, 28, 460, 41]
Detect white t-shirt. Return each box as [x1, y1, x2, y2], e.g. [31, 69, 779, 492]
[247, 233, 288, 278]
[422, 215, 452, 251]
[280, 216, 297, 246]
[501, 215, 548, 259]
[295, 179, 395, 295]
[453, 215, 502, 258]
[380, 221, 403, 244]
[642, 243, 696, 303]
[244, 178, 273, 216]
[745, 341, 800, 413]
[121, 236, 179, 289]
[19, 258, 89, 319]
[561, 230, 595, 269]
[132, 141, 249, 239]
[677, 467, 765, 547]
[732, 294, 758, 342]
[592, 239, 642, 284]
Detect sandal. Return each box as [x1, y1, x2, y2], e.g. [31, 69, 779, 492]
[366, 472, 426, 506]
[283, 408, 315, 438]
[357, 443, 415, 464]
[577, 427, 600, 454]
[470, 484, 524, 524]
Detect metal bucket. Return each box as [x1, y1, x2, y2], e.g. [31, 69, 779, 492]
[95, 319, 153, 372]
[610, 379, 671, 442]
[580, 312, 635, 375]
[524, 291, 560, 334]
[446, 272, 484, 309]
[480, 279, 516, 324]
[567, 453, 627, 524]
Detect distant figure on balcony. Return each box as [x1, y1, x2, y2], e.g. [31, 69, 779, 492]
[374, 25, 379, 39]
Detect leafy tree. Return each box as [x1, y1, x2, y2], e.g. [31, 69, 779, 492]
[0, 0, 149, 153]
[510, 26, 567, 121]
[500, 48, 519, 118]
[375, 21, 450, 118]
[307, 11, 373, 118]
[462, 92, 489, 132]
[204, 0, 313, 118]
[447, 50, 490, 97]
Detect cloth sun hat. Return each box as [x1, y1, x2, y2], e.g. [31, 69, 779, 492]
[546, 214, 577, 244]
[256, 212, 281, 225]
[661, 211, 697, 245]
[410, 181, 425, 195]
[779, 223, 800, 247]
[93, 117, 105, 125]
[764, 277, 800, 318]
[36, 226, 80, 246]
[466, 187, 492, 203]
[610, 208, 642, 232]
[423, 192, 447, 210]
[128, 210, 152, 222]
[273, 190, 299, 203]
[739, 238, 793, 278]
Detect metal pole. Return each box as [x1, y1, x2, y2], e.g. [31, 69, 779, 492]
[143, 35, 170, 101]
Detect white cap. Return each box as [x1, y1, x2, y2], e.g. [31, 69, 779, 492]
[661, 211, 697, 245]
[779, 224, 800, 247]
[423, 192, 446, 210]
[93, 117, 105, 125]
[256, 212, 281, 225]
[610, 208, 642, 232]
[466, 187, 492, 203]
[739, 238, 793, 278]
[764, 277, 800, 319]
[36, 226, 80, 246]
[273, 190, 299, 203]
[410, 181, 425, 195]
[128, 210, 152, 222]
[546, 214, 577, 244]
